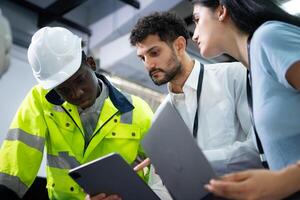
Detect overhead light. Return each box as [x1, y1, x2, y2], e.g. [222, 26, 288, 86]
[281, 0, 300, 15]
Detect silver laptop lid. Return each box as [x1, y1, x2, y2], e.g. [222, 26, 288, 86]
[142, 102, 216, 200]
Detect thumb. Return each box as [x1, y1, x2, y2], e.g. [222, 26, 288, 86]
[134, 158, 151, 171]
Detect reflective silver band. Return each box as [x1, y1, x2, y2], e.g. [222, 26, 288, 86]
[120, 94, 133, 124]
[6, 129, 45, 152]
[0, 172, 28, 198]
[47, 152, 80, 169]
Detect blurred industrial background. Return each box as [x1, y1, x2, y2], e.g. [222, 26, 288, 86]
[0, 0, 299, 199]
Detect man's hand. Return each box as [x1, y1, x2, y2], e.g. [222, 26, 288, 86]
[133, 158, 151, 172]
[85, 193, 121, 200]
[205, 167, 300, 200]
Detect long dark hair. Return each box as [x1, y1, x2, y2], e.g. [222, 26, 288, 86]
[192, 0, 300, 35]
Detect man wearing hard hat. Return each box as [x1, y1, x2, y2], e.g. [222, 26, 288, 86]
[0, 27, 154, 200]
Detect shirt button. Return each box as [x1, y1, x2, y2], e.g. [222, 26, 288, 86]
[66, 123, 70, 127]
[112, 132, 116, 136]
[70, 186, 74, 192]
[68, 109, 72, 112]
[52, 183, 55, 187]
[114, 119, 118, 123]
[132, 132, 136, 137]
[50, 113, 54, 116]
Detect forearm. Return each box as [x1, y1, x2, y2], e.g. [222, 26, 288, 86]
[279, 161, 300, 196]
[204, 139, 262, 175]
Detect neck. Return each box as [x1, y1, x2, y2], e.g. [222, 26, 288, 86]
[224, 30, 250, 68]
[169, 53, 194, 93]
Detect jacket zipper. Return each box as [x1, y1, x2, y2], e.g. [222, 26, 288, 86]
[62, 105, 120, 155]
[83, 111, 119, 154]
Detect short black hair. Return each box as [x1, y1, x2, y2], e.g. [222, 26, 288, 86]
[130, 11, 190, 46]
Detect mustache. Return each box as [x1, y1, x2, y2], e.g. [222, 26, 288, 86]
[149, 68, 164, 76]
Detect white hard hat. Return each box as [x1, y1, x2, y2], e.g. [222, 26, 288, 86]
[0, 9, 12, 78]
[28, 27, 82, 90]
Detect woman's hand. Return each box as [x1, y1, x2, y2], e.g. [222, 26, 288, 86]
[205, 166, 300, 200]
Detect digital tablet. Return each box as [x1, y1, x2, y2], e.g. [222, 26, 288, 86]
[69, 153, 160, 200]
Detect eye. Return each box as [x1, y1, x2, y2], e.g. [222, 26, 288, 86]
[56, 87, 71, 96]
[149, 50, 159, 57]
[193, 15, 199, 24]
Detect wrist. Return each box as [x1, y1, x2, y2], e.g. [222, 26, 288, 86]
[279, 163, 300, 193]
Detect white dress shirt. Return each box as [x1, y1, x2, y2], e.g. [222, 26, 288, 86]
[149, 60, 262, 200]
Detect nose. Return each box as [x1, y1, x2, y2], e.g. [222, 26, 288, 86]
[192, 26, 199, 43]
[144, 57, 156, 71]
[71, 87, 84, 99]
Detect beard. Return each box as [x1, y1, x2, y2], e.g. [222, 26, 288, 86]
[149, 53, 182, 86]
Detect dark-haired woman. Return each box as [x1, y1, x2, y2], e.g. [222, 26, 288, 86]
[191, 0, 300, 199]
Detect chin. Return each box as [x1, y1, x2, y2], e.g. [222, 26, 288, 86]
[152, 77, 169, 86]
[80, 99, 94, 109]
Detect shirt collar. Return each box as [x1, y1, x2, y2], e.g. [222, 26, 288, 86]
[167, 59, 201, 95]
[184, 59, 201, 91]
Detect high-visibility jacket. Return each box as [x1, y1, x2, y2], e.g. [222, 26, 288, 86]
[0, 74, 153, 200]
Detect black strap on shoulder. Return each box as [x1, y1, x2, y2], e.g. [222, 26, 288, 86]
[247, 37, 269, 169]
[193, 63, 204, 138]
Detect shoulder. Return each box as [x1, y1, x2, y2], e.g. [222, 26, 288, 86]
[131, 94, 151, 110]
[25, 84, 49, 102]
[204, 62, 245, 71]
[16, 84, 52, 114]
[154, 95, 169, 113]
[252, 21, 300, 47]
[204, 62, 246, 80]
[152, 95, 170, 122]
[255, 21, 286, 34]
[128, 94, 154, 120]
[253, 21, 285, 39]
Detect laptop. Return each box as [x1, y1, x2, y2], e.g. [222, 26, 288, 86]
[69, 153, 160, 200]
[142, 102, 217, 200]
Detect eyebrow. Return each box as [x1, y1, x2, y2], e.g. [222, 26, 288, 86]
[138, 46, 158, 57]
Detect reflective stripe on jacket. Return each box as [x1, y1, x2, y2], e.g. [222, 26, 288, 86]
[0, 75, 153, 200]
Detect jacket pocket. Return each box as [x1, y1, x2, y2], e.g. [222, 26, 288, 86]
[105, 124, 141, 140]
[102, 124, 141, 164]
[45, 110, 76, 132]
[46, 173, 85, 200]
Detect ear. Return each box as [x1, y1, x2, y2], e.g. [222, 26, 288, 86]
[86, 56, 96, 71]
[173, 36, 186, 57]
[216, 4, 228, 22]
